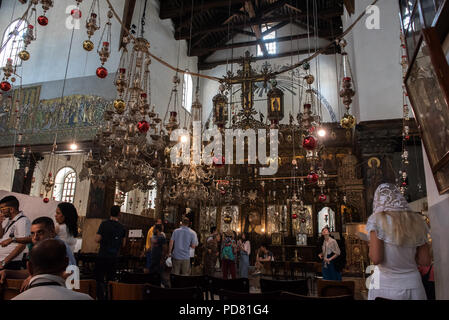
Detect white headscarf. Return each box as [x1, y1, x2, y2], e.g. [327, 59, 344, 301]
[367, 183, 428, 247]
[372, 183, 410, 214]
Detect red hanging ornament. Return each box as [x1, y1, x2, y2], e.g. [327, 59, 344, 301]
[71, 9, 82, 19]
[302, 136, 317, 150]
[307, 172, 319, 183]
[37, 15, 49, 26]
[292, 213, 298, 220]
[43, 197, 49, 203]
[0, 81, 11, 92]
[213, 155, 225, 167]
[318, 194, 327, 202]
[96, 66, 108, 79]
[137, 120, 150, 133]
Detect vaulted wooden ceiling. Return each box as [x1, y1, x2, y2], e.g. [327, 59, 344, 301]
[159, 0, 348, 70]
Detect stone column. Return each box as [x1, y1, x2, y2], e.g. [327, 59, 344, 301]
[81, 177, 115, 253]
[11, 151, 43, 195]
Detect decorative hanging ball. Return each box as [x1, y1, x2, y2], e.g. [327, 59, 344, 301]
[223, 215, 232, 224]
[292, 213, 298, 220]
[83, 40, 94, 51]
[18, 50, 30, 61]
[113, 99, 126, 114]
[213, 155, 225, 167]
[307, 172, 319, 184]
[43, 197, 49, 203]
[37, 15, 49, 26]
[305, 74, 315, 85]
[318, 194, 327, 202]
[340, 113, 356, 130]
[0, 81, 11, 92]
[302, 135, 317, 151]
[71, 9, 82, 19]
[137, 120, 150, 133]
[96, 66, 108, 79]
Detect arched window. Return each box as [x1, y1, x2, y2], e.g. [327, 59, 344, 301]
[182, 72, 193, 113]
[0, 19, 28, 68]
[53, 167, 77, 203]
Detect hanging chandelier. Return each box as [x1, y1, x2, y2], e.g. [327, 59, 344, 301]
[164, 87, 215, 203]
[80, 36, 163, 192]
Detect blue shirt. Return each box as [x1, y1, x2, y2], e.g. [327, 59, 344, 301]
[171, 226, 198, 260]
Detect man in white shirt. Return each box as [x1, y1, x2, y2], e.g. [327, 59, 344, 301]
[0, 196, 31, 270]
[13, 239, 92, 300]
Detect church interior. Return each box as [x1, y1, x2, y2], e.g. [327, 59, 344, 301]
[0, 0, 448, 302]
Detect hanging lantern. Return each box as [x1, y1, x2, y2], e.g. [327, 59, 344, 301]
[267, 80, 284, 125]
[302, 136, 317, 150]
[213, 85, 228, 129]
[339, 39, 357, 129]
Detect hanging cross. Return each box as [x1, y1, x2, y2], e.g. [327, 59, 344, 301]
[223, 51, 271, 121]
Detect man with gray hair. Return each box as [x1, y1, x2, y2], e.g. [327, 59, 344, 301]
[12, 239, 92, 300]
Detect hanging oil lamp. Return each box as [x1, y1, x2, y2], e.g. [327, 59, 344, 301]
[339, 39, 357, 130]
[96, 10, 113, 78]
[213, 84, 228, 130]
[84, 0, 101, 51]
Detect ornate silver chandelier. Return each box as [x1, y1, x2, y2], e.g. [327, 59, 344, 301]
[80, 36, 164, 192]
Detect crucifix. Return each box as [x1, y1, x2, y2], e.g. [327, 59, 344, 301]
[223, 50, 272, 121]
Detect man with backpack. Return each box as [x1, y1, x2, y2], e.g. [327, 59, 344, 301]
[94, 205, 127, 300]
[221, 230, 237, 279]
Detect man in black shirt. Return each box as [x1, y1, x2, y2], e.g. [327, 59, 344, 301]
[94, 205, 126, 300]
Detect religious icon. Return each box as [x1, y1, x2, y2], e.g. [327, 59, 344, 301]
[271, 97, 281, 112]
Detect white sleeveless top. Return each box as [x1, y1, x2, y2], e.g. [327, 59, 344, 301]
[56, 223, 77, 252]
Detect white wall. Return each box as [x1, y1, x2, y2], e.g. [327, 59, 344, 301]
[0, 0, 125, 85]
[343, 0, 404, 122]
[422, 146, 449, 300]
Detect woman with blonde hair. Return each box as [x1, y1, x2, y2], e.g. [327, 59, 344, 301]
[366, 183, 431, 300]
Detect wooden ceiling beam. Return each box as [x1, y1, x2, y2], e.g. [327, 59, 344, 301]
[244, 0, 268, 56]
[190, 32, 312, 56]
[198, 46, 335, 70]
[159, 0, 247, 20]
[175, 8, 342, 40]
